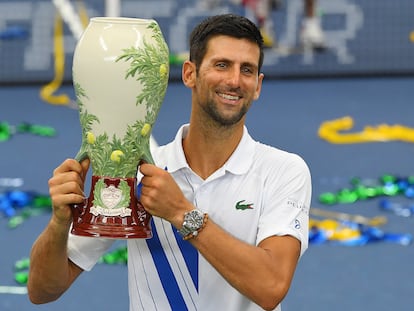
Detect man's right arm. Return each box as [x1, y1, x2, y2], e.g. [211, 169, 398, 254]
[28, 217, 83, 303]
[28, 159, 89, 304]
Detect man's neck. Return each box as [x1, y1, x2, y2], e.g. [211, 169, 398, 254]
[183, 121, 244, 180]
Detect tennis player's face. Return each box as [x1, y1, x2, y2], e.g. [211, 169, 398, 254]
[194, 35, 264, 127]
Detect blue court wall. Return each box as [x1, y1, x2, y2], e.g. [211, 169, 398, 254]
[0, 0, 413, 83]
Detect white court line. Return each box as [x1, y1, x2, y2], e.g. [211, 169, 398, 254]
[0, 286, 28, 295]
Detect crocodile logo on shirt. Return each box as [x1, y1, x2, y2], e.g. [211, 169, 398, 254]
[235, 200, 254, 210]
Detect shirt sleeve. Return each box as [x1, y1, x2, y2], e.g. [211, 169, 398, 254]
[257, 153, 312, 257]
[67, 232, 115, 271]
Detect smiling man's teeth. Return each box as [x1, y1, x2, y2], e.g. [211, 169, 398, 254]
[219, 93, 239, 100]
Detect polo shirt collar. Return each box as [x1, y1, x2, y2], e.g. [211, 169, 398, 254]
[166, 124, 255, 175]
[225, 126, 256, 175]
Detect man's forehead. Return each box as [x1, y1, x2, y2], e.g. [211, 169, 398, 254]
[205, 36, 260, 57]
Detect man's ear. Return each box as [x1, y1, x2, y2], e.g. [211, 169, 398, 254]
[182, 60, 196, 88]
[253, 73, 264, 100]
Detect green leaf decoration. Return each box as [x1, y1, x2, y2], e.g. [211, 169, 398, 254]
[116, 21, 169, 127]
[93, 179, 106, 207]
[117, 180, 131, 208]
[74, 81, 100, 162]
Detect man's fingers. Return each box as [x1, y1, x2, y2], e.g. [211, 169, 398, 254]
[49, 180, 86, 199]
[80, 158, 90, 180]
[52, 192, 86, 207]
[53, 158, 83, 176]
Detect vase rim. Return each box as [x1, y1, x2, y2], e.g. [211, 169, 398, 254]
[90, 17, 155, 25]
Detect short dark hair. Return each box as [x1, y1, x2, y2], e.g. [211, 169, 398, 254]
[189, 14, 264, 73]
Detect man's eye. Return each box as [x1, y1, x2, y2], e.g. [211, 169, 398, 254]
[216, 63, 227, 68]
[242, 67, 253, 74]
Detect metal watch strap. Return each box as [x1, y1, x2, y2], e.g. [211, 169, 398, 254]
[178, 209, 205, 237]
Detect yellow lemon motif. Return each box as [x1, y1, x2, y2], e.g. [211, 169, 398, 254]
[159, 63, 167, 78]
[141, 123, 151, 137]
[86, 132, 95, 144]
[110, 150, 124, 163]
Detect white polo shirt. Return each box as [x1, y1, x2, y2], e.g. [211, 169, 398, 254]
[68, 124, 311, 311]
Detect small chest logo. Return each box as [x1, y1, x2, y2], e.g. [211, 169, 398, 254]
[235, 200, 254, 210]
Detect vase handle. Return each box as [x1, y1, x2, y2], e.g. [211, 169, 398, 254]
[74, 150, 89, 162]
[140, 143, 155, 165]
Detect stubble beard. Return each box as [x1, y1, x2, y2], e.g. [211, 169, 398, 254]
[202, 98, 249, 128]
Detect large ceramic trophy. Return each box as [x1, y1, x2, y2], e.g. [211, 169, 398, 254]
[71, 17, 169, 239]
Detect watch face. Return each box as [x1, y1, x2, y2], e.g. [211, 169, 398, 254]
[185, 209, 204, 230]
[179, 209, 204, 237]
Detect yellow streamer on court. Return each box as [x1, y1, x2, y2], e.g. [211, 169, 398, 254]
[318, 116, 414, 144]
[39, 1, 88, 106]
[310, 207, 387, 226]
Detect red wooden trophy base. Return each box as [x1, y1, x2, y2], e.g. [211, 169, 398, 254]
[71, 176, 152, 239]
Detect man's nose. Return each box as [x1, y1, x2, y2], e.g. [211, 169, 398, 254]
[225, 67, 241, 87]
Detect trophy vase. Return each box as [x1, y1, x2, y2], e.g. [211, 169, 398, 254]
[71, 17, 169, 239]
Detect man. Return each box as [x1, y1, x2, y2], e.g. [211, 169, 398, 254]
[28, 14, 311, 311]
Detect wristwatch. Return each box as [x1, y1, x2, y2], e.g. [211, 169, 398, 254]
[178, 209, 205, 238]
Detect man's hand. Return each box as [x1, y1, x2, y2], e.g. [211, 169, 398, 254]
[139, 163, 193, 228]
[48, 158, 90, 226]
